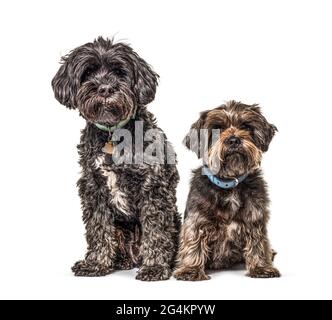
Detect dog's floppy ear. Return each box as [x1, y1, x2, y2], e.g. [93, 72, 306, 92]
[183, 110, 209, 158]
[131, 51, 159, 106]
[249, 105, 277, 152]
[261, 122, 278, 152]
[51, 56, 77, 109]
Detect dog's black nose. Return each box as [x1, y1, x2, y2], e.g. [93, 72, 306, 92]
[98, 85, 114, 97]
[225, 136, 241, 148]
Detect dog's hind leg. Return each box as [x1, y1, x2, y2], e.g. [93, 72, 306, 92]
[114, 225, 141, 270]
[271, 249, 277, 262]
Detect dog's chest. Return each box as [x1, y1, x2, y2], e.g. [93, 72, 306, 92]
[215, 191, 241, 221]
[216, 190, 262, 222]
[95, 155, 143, 216]
[223, 192, 241, 213]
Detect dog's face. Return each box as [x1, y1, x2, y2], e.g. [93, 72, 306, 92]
[52, 37, 158, 125]
[184, 101, 277, 177]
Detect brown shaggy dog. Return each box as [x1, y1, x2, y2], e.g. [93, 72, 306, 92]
[174, 101, 280, 280]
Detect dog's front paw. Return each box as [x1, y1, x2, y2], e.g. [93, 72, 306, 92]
[247, 266, 281, 279]
[136, 265, 171, 281]
[72, 260, 113, 277]
[174, 267, 211, 281]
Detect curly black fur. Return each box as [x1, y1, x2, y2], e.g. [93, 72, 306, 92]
[52, 37, 180, 281]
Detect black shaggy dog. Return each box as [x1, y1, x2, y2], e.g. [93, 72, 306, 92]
[52, 37, 180, 281]
[174, 101, 280, 281]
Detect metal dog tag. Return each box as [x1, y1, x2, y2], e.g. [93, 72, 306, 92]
[102, 141, 114, 154]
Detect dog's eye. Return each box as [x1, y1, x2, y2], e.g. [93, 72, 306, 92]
[240, 123, 253, 131]
[211, 126, 222, 131]
[211, 125, 224, 132]
[112, 67, 126, 77]
[81, 65, 98, 82]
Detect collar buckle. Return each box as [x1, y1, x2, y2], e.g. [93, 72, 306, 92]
[233, 177, 239, 187]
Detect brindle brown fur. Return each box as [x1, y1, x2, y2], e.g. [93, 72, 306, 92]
[174, 101, 280, 280]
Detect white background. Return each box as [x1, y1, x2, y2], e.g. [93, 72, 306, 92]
[0, 0, 331, 300]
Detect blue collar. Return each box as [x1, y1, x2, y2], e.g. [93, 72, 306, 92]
[202, 166, 248, 190]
